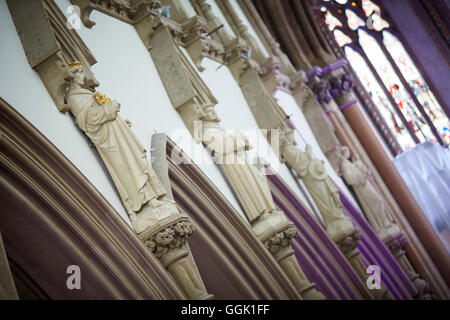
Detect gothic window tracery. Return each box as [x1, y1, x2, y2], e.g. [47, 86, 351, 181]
[320, 0, 450, 151]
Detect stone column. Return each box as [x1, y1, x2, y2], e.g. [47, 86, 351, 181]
[139, 214, 213, 300]
[386, 234, 434, 299]
[252, 210, 325, 300]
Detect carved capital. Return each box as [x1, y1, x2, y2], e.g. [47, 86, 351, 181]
[225, 37, 252, 82]
[385, 232, 408, 253]
[335, 229, 362, 256]
[265, 226, 299, 254]
[142, 215, 194, 259]
[309, 76, 332, 105]
[259, 56, 291, 94]
[328, 73, 355, 98]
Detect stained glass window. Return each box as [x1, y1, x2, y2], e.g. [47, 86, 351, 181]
[345, 47, 416, 151]
[324, 11, 342, 31]
[345, 9, 365, 30]
[358, 29, 434, 143]
[361, 0, 380, 17]
[320, 0, 449, 150]
[334, 29, 352, 47]
[368, 13, 389, 31]
[383, 31, 450, 144]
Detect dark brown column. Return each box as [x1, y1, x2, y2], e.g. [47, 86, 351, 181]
[341, 101, 450, 286]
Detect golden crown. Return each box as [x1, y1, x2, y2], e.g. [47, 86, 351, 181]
[94, 92, 112, 105]
[68, 61, 84, 70]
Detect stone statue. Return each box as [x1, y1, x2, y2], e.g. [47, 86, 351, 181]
[339, 146, 400, 240]
[65, 61, 178, 233]
[280, 130, 354, 240]
[200, 106, 276, 223]
[199, 108, 324, 299]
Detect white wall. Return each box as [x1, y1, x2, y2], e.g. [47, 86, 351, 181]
[0, 0, 247, 225]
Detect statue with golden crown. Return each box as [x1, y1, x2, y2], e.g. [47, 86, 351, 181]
[66, 61, 178, 233]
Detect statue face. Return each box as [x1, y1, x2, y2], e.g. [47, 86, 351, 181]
[201, 106, 220, 122]
[73, 69, 86, 86]
[341, 146, 350, 159]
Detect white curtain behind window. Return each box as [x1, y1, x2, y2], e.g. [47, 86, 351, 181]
[393, 141, 450, 252]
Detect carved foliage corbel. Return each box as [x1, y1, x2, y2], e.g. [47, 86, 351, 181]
[139, 134, 214, 300]
[70, 0, 161, 28]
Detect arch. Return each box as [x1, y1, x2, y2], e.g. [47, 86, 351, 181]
[0, 97, 184, 299]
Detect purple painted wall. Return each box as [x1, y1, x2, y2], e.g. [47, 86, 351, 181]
[380, 0, 450, 116]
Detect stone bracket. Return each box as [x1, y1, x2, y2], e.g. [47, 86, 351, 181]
[70, 0, 161, 28]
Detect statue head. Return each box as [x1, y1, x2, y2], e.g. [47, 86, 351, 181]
[201, 105, 220, 122]
[279, 128, 295, 148]
[340, 146, 350, 159]
[67, 61, 86, 87]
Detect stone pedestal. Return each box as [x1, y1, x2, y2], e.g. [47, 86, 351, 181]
[385, 233, 434, 300]
[253, 210, 325, 300]
[140, 214, 214, 300]
[335, 229, 390, 300]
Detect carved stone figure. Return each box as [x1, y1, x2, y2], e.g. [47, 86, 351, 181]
[280, 130, 354, 240]
[198, 107, 324, 299]
[339, 146, 400, 240]
[65, 62, 178, 233]
[200, 106, 276, 223]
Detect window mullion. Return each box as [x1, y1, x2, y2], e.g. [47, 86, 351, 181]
[357, 44, 421, 144]
[373, 33, 445, 145]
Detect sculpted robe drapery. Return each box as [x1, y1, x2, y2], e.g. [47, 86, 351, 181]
[67, 87, 166, 218]
[202, 123, 275, 222]
[282, 144, 354, 238]
[340, 158, 397, 237]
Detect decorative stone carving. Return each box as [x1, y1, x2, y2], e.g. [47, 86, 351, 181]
[199, 98, 324, 301]
[264, 226, 298, 253]
[259, 56, 292, 94]
[385, 234, 434, 300]
[71, 0, 161, 27]
[65, 67, 212, 298]
[65, 64, 179, 234]
[255, 211, 325, 300]
[200, 108, 279, 223]
[144, 219, 194, 258]
[335, 229, 390, 300]
[309, 76, 333, 105]
[338, 146, 434, 299]
[329, 73, 355, 98]
[147, 25, 323, 297]
[139, 214, 214, 300]
[279, 130, 392, 299]
[338, 146, 400, 240]
[280, 131, 354, 241]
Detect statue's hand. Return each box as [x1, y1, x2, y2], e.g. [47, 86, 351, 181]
[111, 100, 121, 113]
